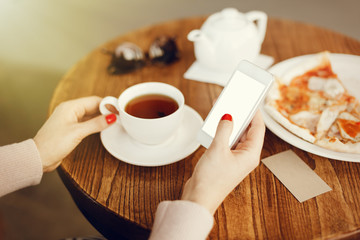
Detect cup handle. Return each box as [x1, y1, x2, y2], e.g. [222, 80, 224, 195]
[99, 96, 119, 115]
[245, 11, 268, 44]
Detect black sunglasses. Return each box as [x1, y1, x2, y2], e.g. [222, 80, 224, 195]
[103, 35, 180, 75]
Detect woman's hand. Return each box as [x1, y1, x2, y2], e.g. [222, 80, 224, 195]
[34, 96, 116, 172]
[181, 111, 265, 214]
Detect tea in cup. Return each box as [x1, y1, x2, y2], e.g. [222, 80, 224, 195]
[99, 82, 185, 145]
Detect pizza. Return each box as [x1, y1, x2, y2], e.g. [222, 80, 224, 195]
[264, 51, 360, 154]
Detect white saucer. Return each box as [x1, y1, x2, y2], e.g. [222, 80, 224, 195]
[100, 105, 204, 166]
[183, 54, 274, 86]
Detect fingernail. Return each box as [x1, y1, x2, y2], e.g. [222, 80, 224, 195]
[221, 114, 232, 121]
[106, 113, 117, 124]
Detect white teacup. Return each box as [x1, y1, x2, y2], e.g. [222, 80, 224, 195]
[99, 82, 185, 145]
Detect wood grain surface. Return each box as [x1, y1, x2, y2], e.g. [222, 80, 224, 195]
[50, 17, 360, 240]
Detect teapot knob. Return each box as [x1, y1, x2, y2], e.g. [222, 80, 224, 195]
[221, 8, 239, 18]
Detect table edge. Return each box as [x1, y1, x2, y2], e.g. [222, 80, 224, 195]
[57, 166, 151, 240]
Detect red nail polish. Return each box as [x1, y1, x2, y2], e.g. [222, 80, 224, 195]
[221, 114, 232, 121]
[106, 113, 117, 124]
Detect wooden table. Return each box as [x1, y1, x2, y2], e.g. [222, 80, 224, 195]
[50, 17, 360, 240]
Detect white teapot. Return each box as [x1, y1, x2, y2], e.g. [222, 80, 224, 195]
[188, 8, 267, 72]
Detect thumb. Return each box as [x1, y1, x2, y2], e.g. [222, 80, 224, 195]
[211, 114, 233, 147]
[78, 113, 117, 138]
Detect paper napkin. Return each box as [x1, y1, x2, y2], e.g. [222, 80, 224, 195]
[262, 150, 332, 202]
[184, 54, 274, 86]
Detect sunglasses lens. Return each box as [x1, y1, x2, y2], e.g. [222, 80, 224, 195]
[107, 43, 145, 75]
[106, 37, 179, 75]
[149, 36, 179, 64]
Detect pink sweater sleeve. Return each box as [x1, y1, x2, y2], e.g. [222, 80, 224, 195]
[149, 200, 214, 240]
[0, 139, 43, 197]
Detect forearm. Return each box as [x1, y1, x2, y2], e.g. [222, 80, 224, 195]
[149, 200, 214, 240]
[0, 139, 43, 197]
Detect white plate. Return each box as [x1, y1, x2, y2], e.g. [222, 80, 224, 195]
[260, 53, 360, 162]
[100, 105, 203, 166]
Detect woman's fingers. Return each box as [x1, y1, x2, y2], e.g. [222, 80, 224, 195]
[210, 114, 233, 149]
[234, 111, 265, 153]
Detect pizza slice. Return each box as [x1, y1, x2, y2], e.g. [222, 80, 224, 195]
[265, 51, 360, 154]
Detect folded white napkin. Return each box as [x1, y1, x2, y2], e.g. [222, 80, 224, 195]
[184, 54, 274, 86]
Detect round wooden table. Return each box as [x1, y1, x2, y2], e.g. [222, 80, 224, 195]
[50, 17, 360, 240]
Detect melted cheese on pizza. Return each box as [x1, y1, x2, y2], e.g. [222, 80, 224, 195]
[266, 51, 360, 153]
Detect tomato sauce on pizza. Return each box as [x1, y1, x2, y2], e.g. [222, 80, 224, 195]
[265, 51, 360, 154]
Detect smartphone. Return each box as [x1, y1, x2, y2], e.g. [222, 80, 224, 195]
[197, 60, 274, 149]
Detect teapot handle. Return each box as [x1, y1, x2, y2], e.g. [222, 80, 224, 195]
[245, 11, 268, 44]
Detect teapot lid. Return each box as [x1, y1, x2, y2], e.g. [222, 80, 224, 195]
[205, 8, 247, 31]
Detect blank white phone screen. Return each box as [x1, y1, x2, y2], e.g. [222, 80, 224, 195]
[202, 70, 265, 145]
